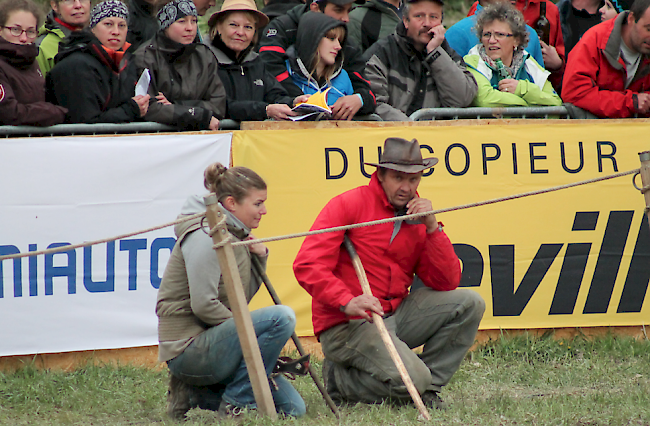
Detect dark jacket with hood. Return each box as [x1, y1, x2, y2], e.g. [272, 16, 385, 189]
[363, 22, 478, 121]
[258, 3, 376, 114]
[46, 30, 141, 124]
[206, 36, 293, 121]
[134, 32, 226, 130]
[348, 0, 400, 53]
[0, 37, 67, 126]
[285, 12, 354, 106]
[126, 0, 159, 52]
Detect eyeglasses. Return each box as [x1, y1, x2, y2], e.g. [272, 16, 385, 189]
[481, 31, 514, 41]
[2, 26, 38, 39]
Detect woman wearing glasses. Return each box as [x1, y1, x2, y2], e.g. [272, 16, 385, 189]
[0, 0, 67, 126]
[464, 3, 561, 107]
[36, 0, 90, 75]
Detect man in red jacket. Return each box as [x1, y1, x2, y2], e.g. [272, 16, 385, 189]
[293, 137, 485, 409]
[562, 0, 650, 118]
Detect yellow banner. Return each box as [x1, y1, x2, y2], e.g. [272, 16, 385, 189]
[232, 123, 650, 336]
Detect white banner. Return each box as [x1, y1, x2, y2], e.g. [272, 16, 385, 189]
[0, 133, 232, 357]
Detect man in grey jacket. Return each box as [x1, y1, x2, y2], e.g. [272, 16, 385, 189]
[363, 0, 477, 121]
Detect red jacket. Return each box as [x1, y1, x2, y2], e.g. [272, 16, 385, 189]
[468, 0, 565, 88]
[293, 172, 461, 337]
[562, 13, 650, 118]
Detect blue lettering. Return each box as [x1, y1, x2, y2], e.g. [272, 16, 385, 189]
[0, 245, 21, 298]
[150, 237, 175, 289]
[45, 243, 76, 295]
[83, 241, 115, 293]
[120, 239, 147, 291]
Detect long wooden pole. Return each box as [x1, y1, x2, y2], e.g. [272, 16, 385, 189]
[204, 195, 277, 419]
[638, 151, 650, 230]
[343, 235, 431, 421]
[250, 256, 340, 417]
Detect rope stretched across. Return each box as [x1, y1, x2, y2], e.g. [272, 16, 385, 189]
[231, 168, 641, 248]
[0, 168, 641, 261]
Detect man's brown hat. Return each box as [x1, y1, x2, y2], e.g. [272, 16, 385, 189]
[364, 137, 438, 173]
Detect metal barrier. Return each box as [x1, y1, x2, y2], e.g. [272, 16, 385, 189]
[0, 119, 241, 138]
[409, 106, 570, 121]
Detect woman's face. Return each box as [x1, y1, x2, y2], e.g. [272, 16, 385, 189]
[50, 0, 91, 27]
[317, 32, 343, 66]
[481, 20, 517, 66]
[216, 12, 256, 54]
[165, 15, 198, 45]
[600, 0, 618, 21]
[226, 188, 268, 229]
[1, 10, 38, 45]
[91, 17, 127, 50]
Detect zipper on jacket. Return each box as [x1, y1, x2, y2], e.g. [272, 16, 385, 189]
[240, 65, 244, 76]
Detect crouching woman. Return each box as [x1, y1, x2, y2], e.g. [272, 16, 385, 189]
[157, 163, 306, 420]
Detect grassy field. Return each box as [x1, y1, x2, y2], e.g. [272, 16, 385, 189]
[1, 333, 649, 425]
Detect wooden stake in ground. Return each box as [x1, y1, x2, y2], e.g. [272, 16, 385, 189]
[637, 151, 650, 229]
[250, 256, 340, 417]
[204, 195, 277, 419]
[343, 235, 432, 421]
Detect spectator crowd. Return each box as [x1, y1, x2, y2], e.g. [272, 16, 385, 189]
[1, 0, 650, 127]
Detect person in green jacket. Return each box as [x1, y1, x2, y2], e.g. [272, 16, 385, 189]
[35, 0, 90, 75]
[463, 2, 562, 108]
[347, 0, 401, 52]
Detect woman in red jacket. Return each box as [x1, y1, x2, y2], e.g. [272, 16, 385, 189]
[0, 0, 66, 126]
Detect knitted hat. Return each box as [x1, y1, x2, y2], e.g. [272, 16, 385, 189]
[157, 0, 198, 31]
[89, 0, 129, 28]
[610, 0, 633, 12]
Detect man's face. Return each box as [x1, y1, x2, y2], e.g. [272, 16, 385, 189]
[318, 2, 353, 23]
[627, 8, 650, 55]
[193, 0, 216, 16]
[403, 1, 443, 47]
[378, 169, 422, 209]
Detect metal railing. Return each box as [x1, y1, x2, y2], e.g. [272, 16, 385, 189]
[410, 106, 570, 121]
[0, 120, 242, 138]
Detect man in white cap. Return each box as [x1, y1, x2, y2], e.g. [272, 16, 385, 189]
[294, 137, 485, 409]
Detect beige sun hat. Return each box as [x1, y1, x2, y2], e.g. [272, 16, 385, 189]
[207, 0, 269, 30]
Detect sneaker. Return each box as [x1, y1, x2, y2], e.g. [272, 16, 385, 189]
[421, 390, 448, 410]
[167, 373, 192, 420]
[218, 400, 246, 419]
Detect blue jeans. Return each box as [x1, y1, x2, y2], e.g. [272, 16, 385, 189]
[167, 305, 306, 417]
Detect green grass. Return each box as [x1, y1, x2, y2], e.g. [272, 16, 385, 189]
[1, 333, 649, 425]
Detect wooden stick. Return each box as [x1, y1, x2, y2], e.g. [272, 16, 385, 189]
[638, 151, 650, 229]
[204, 195, 277, 419]
[343, 235, 432, 421]
[250, 256, 340, 417]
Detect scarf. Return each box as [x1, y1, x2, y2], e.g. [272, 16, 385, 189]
[478, 45, 526, 79]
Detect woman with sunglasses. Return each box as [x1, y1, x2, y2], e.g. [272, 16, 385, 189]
[0, 0, 67, 126]
[464, 2, 561, 107]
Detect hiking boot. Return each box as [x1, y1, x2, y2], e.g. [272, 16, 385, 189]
[218, 400, 246, 419]
[167, 373, 192, 420]
[421, 390, 448, 410]
[189, 383, 225, 412]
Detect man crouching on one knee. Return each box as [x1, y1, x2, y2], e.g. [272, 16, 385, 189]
[293, 137, 485, 409]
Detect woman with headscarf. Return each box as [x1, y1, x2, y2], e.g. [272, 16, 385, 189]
[464, 2, 562, 107]
[206, 0, 304, 121]
[0, 0, 67, 126]
[134, 0, 226, 131]
[47, 0, 149, 123]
